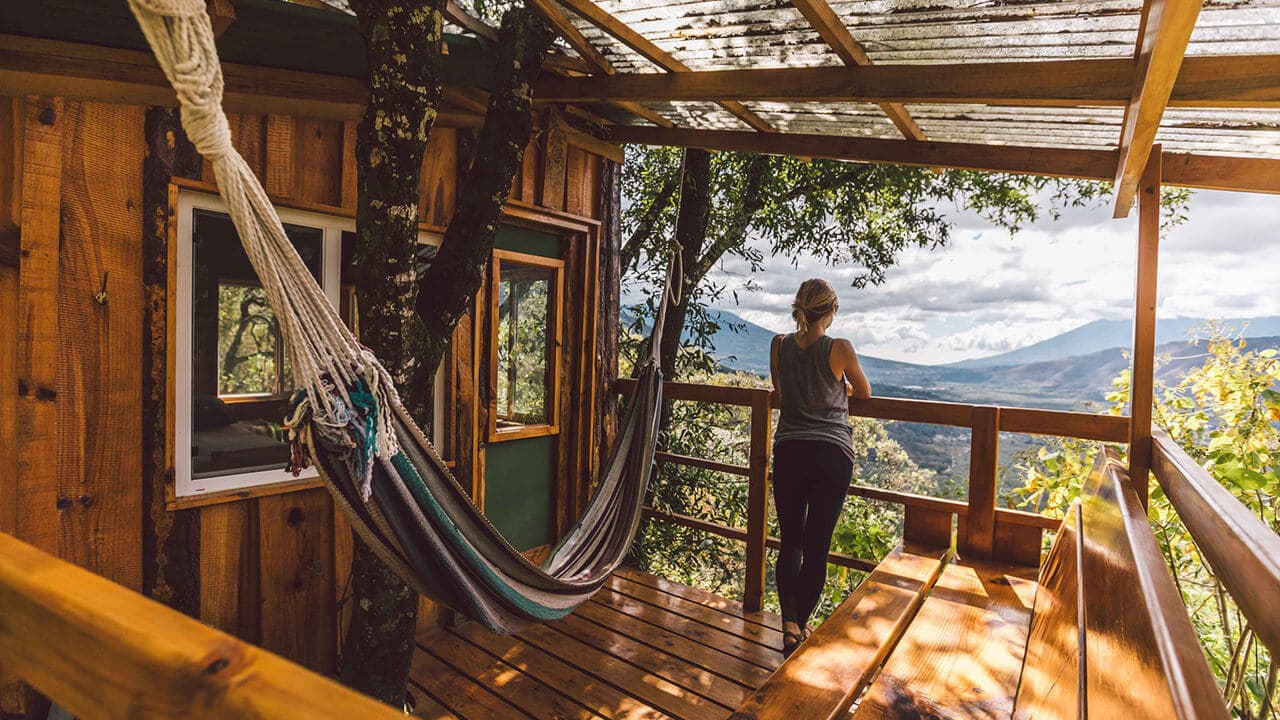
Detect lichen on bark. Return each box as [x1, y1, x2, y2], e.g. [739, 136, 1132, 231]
[340, 1, 555, 709]
[343, 0, 444, 708]
[414, 8, 556, 377]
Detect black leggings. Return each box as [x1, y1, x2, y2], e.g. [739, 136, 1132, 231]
[771, 439, 852, 627]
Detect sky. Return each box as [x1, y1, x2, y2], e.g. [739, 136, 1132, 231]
[701, 189, 1280, 365]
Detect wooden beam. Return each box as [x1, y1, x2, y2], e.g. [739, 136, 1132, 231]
[790, 0, 924, 140]
[609, 124, 1280, 195]
[551, 0, 776, 131]
[1129, 147, 1161, 506]
[1113, 0, 1205, 217]
[527, 0, 616, 76]
[743, 393, 772, 612]
[0, 531, 406, 720]
[535, 55, 1280, 107]
[1152, 431, 1280, 658]
[444, 0, 499, 43]
[610, 124, 1119, 180]
[0, 35, 485, 126]
[206, 0, 237, 39]
[960, 406, 1000, 560]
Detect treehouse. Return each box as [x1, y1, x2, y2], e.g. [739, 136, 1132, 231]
[0, 0, 1277, 719]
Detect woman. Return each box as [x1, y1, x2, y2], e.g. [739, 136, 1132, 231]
[769, 278, 872, 656]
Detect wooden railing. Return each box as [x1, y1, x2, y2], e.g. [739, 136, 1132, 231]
[617, 378, 1129, 610]
[0, 531, 403, 720]
[1151, 429, 1280, 657]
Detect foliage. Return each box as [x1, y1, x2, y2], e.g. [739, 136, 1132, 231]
[496, 274, 551, 425]
[1015, 325, 1280, 718]
[217, 284, 284, 396]
[620, 144, 1192, 377]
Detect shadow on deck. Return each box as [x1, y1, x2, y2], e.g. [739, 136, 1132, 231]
[410, 567, 782, 720]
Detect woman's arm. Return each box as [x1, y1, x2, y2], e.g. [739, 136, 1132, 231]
[832, 339, 872, 399]
[770, 334, 783, 392]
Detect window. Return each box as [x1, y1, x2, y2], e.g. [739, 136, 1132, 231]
[175, 191, 443, 499]
[488, 250, 563, 439]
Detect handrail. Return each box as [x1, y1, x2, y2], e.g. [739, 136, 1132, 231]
[1151, 429, 1280, 656]
[621, 376, 1080, 599]
[0, 532, 403, 720]
[616, 378, 1131, 442]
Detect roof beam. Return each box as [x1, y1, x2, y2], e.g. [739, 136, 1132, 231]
[524, 0, 673, 127]
[551, 0, 776, 132]
[790, 0, 924, 140]
[534, 55, 1280, 107]
[443, 0, 499, 43]
[1112, 0, 1205, 217]
[608, 125, 1280, 196]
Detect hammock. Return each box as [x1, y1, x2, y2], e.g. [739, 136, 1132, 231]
[128, 0, 665, 634]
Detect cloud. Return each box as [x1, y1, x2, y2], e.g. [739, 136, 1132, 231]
[652, 185, 1280, 365]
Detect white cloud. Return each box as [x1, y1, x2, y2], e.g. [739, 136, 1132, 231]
[700, 188, 1280, 365]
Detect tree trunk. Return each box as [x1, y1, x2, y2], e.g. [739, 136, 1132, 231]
[342, 0, 444, 707]
[414, 9, 556, 380]
[142, 106, 202, 617]
[656, 148, 712, 381]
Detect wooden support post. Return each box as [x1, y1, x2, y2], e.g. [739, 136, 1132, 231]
[1129, 147, 1162, 507]
[743, 391, 772, 613]
[961, 406, 1000, 559]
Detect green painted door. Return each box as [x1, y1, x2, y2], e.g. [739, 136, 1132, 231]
[484, 436, 555, 551]
[483, 225, 562, 551]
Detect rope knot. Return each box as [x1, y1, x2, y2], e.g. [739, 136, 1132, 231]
[180, 104, 233, 160]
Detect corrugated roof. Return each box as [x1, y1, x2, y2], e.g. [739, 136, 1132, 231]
[546, 0, 1280, 159]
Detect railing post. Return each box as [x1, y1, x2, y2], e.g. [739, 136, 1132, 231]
[960, 405, 1000, 560]
[743, 390, 772, 613]
[1129, 146, 1162, 507]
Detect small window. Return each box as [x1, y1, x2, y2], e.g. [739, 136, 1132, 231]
[175, 192, 443, 499]
[488, 250, 563, 439]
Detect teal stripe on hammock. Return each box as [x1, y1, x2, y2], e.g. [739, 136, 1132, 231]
[389, 452, 571, 621]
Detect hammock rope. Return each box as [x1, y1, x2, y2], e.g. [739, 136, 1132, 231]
[128, 0, 667, 633]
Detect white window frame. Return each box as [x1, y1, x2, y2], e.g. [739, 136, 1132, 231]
[175, 190, 444, 498]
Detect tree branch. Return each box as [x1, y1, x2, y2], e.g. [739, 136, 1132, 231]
[620, 172, 678, 272]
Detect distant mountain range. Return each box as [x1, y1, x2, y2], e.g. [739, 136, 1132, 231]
[699, 310, 1280, 410]
[948, 317, 1280, 369]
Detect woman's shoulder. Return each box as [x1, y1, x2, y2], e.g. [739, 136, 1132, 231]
[828, 336, 856, 356]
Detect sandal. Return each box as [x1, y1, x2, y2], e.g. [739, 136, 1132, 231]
[782, 628, 804, 658]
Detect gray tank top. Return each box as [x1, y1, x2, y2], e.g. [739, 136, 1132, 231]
[774, 334, 854, 459]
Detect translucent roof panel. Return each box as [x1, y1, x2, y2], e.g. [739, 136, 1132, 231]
[558, 0, 1280, 163]
[643, 101, 754, 129]
[745, 102, 905, 139]
[911, 105, 1126, 150]
[1157, 108, 1280, 157]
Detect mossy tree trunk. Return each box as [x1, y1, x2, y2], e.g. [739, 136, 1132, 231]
[655, 149, 712, 382]
[414, 9, 556, 376]
[342, 1, 554, 709]
[343, 0, 444, 708]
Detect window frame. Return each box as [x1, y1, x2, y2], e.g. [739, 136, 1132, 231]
[174, 190, 446, 500]
[486, 249, 565, 443]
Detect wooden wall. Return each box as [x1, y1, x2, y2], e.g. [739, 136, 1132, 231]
[0, 94, 617, 715]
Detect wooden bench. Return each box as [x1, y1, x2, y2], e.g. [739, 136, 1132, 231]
[732, 451, 1232, 720]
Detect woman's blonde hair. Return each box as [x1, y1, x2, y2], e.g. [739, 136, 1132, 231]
[792, 278, 839, 335]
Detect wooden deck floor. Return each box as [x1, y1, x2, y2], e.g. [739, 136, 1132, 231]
[409, 567, 784, 720]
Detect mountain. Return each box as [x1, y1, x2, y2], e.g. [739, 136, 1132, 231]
[696, 311, 979, 386]
[698, 309, 1280, 410]
[949, 317, 1280, 369]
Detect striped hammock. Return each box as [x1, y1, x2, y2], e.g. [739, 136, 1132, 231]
[128, 0, 663, 634]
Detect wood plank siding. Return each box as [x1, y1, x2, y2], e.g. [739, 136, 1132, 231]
[0, 94, 618, 703]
